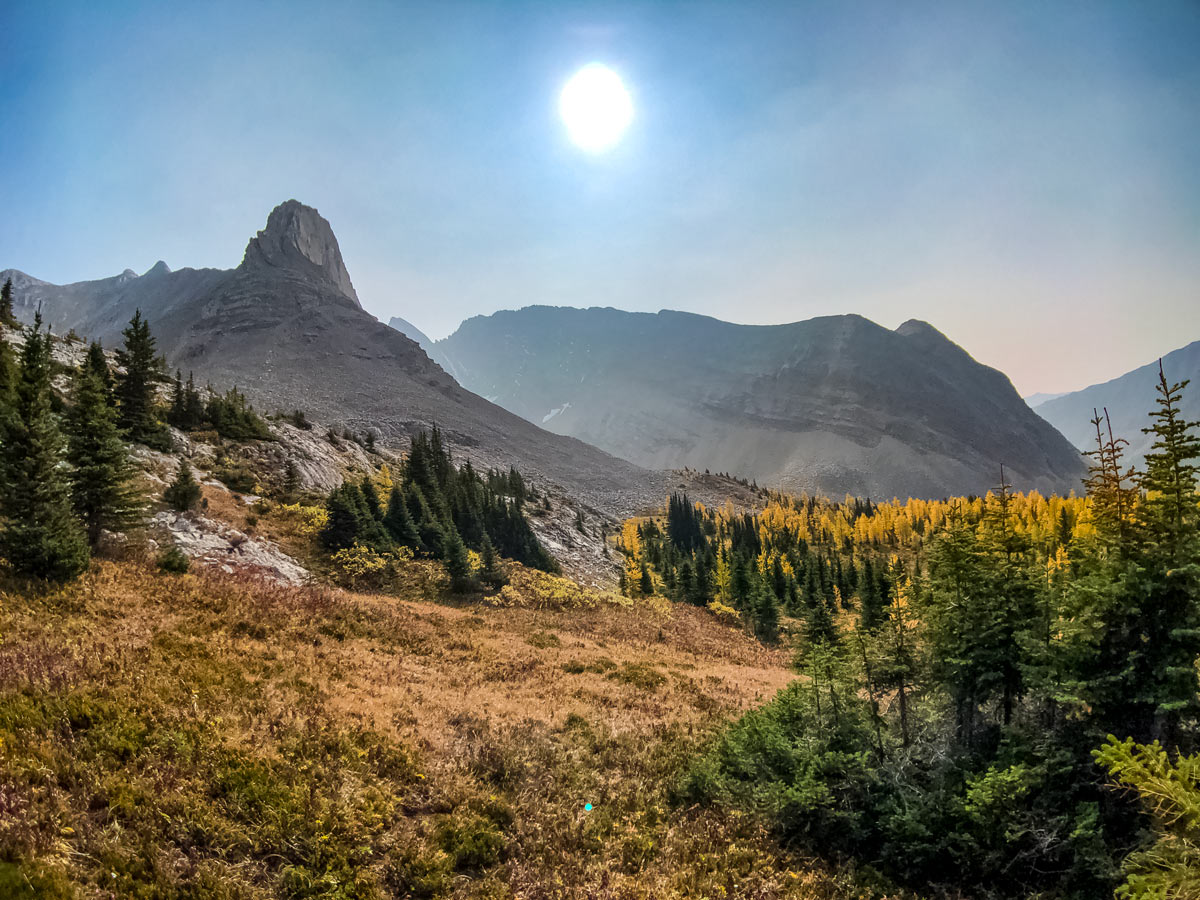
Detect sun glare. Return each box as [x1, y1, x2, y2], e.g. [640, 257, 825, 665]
[559, 63, 633, 153]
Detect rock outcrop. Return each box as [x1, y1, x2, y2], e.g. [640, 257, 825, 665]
[152, 510, 309, 585]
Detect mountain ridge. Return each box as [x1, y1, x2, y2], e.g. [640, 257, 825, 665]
[437, 305, 1087, 499]
[1034, 339, 1200, 464]
[1, 202, 668, 516]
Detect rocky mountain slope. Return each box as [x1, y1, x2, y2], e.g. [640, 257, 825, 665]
[387, 314, 458, 376]
[1033, 339, 1200, 465]
[2, 202, 665, 516]
[439, 307, 1086, 499]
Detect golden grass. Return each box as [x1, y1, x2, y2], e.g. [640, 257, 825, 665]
[0, 559, 874, 899]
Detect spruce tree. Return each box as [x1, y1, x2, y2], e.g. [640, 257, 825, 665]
[321, 484, 362, 549]
[114, 310, 169, 450]
[1091, 365, 1200, 743]
[360, 476, 384, 520]
[84, 341, 113, 404]
[184, 373, 204, 426]
[858, 558, 886, 630]
[0, 324, 13, 403]
[281, 458, 301, 503]
[0, 277, 14, 326]
[639, 562, 653, 596]
[478, 533, 507, 589]
[1138, 361, 1200, 555]
[163, 457, 202, 512]
[753, 579, 780, 642]
[383, 485, 420, 548]
[0, 314, 90, 579]
[168, 370, 186, 428]
[443, 524, 474, 592]
[350, 483, 391, 550]
[66, 364, 142, 545]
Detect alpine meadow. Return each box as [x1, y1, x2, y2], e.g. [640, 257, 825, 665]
[3, 3, 1200, 899]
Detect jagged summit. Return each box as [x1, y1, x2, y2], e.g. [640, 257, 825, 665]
[144, 260, 171, 277]
[240, 200, 360, 307]
[0, 202, 663, 516]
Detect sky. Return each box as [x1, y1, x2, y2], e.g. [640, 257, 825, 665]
[2, 1, 1198, 395]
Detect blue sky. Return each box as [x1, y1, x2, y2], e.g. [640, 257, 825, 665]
[2, 1, 1198, 394]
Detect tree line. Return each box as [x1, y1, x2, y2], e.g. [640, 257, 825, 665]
[0, 311, 153, 578]
[319, 427, 558, 588]
[623, 366, 1200, 898]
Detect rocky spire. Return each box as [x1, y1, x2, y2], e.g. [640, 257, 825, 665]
[240, 200, 361, 307]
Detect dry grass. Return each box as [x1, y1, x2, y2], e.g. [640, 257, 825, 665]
[0, 560, 870, 899]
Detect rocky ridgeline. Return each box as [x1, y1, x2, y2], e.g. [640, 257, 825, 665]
[2, 200, 667, 520]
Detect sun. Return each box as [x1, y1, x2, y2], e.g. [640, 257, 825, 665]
[559, 63, 634, 153]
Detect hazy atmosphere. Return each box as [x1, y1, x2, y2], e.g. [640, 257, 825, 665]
[4, 4, 1200, 898]
[4, 0, 1199, 394]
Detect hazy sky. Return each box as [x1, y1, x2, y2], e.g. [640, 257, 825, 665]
[3, 1, 1198, 395]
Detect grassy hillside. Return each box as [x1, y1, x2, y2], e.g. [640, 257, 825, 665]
[0, 556, 877, 899]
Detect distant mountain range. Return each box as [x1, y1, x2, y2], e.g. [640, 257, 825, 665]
[4, 199, 1091, 502]
[387, 315, 458, 376]
[1032, 340, 1200, 465]
[437, 306, 1086, 499]
[1024, 391, 1066, 407]
[1, 201, 664, 514]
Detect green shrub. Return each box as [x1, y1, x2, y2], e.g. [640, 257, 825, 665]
[436, 813, 506, 872]
[383, 846, 452, 899]
[213, 462, 257, 495]
[156, 546, 190, 574]
[163, 458, 202, 511]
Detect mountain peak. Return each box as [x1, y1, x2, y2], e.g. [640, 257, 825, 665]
[240, 200, 360, 307]
[895, 319, 942, 339]
[143, 260, 171, 277]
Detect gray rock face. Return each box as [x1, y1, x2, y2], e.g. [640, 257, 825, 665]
[241, 200, 360, 308]
[2, 201, 665, 517]
[438, 307, 1087, 499]
[1033, 339, 1200, 466]
[152, 510, 309, 585]
[387, 315, 459, 377]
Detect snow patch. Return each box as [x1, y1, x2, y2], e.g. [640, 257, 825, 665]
[542, 402, 571, 424]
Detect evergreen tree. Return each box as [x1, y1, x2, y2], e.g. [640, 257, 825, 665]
[0, 314, 90, 579]
[360, 475, 383, 520]
[508, 466, 526, 504]
[753, 579, 780, 642]
[858, 558, 886, 630]
[281, 458, 301, 503]
[114, 310, 169, 449]
[321, 484, 363, 550]
[0, 277, 14, 326]
[84, 341, 113, 404]
[1082, 407, 1137, 547]
[349, 483, 391, 551]
[163, 457, 202, 512]
[204, 386, 270, 440]
[65, 364, 142, 545]
[1088, 367, 1200, 743]
[639, 562, 653, 596]
[1138, 361, 1200, 555]
[0, 323, 13, 403]
[443, 523, 474, 592]
[168, 370, 186, 427]
[383, 485, 420, 548]
[184, 373, 204, 426]
[478, 533, 508, 589]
